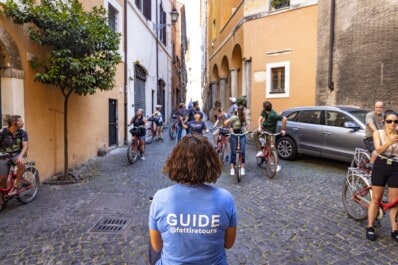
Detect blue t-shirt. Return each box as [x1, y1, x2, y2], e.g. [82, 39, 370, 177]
[149, 184, 237, 265]
[188, 121, 207, 135]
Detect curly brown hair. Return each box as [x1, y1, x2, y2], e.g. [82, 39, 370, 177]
[162, 135, 222, 184]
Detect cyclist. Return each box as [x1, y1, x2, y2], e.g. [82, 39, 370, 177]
[364, 101, 384, 165]
[181, 112, 208, 136]
[212, 108, 229, 147]
[366, 110, 398, 242]
[128, 108, 147, 160]
[254, 101, 286, 167]
[224, 106, 247, 176]
[151, 105, 164, 141]
[0, 115, 29, 209]
[176, 102, 188, 141]
[227, 97, 238, 118]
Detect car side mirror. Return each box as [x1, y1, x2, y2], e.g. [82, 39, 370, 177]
[344, 121, 360, 131]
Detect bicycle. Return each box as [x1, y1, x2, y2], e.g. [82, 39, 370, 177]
[0, 153, 40, 206]
[127, 125, 145, 164]
[350, 147, 371, 173]
[214, 127, 230, 164]
[342, 166, 398, 223]
[169, 114, 178, 140]
[256, 130, 281, 179]
[230, 131, 249, 183]
[145, 116, 158, 144]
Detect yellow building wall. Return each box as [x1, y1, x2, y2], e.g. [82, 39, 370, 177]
[246, 5, 317, 121]
[0, 0, 125, 180]
[207, 2, 317, 129]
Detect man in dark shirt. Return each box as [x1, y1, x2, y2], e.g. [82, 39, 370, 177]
[0, 115, 29, 209]
[253, 101, 287, 157]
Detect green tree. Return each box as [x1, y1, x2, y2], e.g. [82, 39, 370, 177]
[2, 0, 122, 179]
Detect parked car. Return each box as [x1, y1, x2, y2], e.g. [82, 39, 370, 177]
[276, 106, 369, 162]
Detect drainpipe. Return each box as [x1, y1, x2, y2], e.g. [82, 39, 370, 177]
[123, 0, 128, 145]
[328, 0, 335, 91]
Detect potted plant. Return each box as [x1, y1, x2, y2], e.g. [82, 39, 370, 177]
[271, 0, 289, 9]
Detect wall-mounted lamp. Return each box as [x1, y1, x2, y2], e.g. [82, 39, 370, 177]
[153, 8, 179, 31]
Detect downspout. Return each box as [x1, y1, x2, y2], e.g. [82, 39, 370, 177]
[123, 0, 128, 145]
[328, 0, 335, 91]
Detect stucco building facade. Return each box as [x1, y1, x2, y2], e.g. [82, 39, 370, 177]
[204, 0, 318, 129]
[0, 0, 126, 180]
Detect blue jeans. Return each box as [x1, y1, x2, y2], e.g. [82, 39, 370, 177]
[177, 124, 189, 141]
[229, 135, 246, 165]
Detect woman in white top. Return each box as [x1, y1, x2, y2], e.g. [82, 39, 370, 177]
[366, 110, 398, 242]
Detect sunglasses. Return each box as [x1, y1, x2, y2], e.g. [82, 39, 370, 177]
[385, 119, 398, 124]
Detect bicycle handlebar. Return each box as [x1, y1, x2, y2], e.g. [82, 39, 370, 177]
[229, 131, 251, 137]
[260, 130, 281, 136]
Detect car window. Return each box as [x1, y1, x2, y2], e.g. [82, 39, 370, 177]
[286, 111, 298, 121]
[326, 111, 353, 127]
[348, 110, 368, 125]
[297, 110, 321, 124]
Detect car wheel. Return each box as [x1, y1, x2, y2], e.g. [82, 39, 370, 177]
[276, 136, 297, 160]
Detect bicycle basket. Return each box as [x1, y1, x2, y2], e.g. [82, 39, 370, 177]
[219, 128, 231, 135]
[130, 127, 145, 137]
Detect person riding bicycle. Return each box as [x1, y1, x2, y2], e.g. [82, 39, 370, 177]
[129, 108, 147, 160]
[364, 101, 384, 165]
[212, 108, 229, 151]
[176, 102, 188, 141]
[225, 106, 247, 176]
[366, 110, 398, 242]
[151, 105, 164, 141]
[0, 115, 29, 210]
[181, 112, 208, 136]
[253, 101, 286, 171]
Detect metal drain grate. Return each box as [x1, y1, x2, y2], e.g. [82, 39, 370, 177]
[90, 217, 129, 233]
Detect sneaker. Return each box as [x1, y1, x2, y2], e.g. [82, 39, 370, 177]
[140, 155, 146, 160]
[366, 227, 376, 241]
[230, 168, 235, 176]
[276, 165, 281, 172]
[391, 230, 398, 242]
[256, 151, 263, 157]
[240, 167, 245, 175]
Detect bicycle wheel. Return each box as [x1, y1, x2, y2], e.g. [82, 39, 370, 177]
[350, 149, 370, 171]
[266, 150, 279, 179]
[17, 167, 39, 204]
[235, 152, 241, 183]
[127, 143, 138, 164]
[169, 124, 177, 140]
[217, 142, 225, 164]
[342, 169, 371, 221]
[145, 128, 154, 144]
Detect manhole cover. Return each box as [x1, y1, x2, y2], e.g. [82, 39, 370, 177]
[90, 217, 130, 233]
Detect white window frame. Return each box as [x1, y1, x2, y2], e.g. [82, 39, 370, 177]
[266, 61, 290, 98]
[103, 0, 124, 60]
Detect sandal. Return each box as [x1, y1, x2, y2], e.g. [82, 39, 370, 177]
[366, 227, 376, 241]
[8, 186, 18, 196]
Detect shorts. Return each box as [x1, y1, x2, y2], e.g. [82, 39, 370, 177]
[364, 137, 375, 153]
[0, 155, 18, 177]
[371, 157, 398, 188]
[155, 121, 163, 127]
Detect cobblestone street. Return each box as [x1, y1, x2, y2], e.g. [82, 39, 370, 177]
[0, 131, 397, 264]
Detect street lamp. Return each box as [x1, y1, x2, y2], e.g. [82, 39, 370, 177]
[152, 8, 179, 31]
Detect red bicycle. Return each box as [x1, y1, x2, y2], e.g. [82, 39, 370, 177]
[230, 131, 249, 183]
[145, 117, 158, 144]
[342, 166, 398, 222]
[169, 114, 178, 140]
[0, 153, 40, 206]
[127, 125, 145, 164]
[215, 127, 230, 164]
[256, 130, 281, 179]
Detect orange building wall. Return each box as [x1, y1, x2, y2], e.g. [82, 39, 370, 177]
[0, 0, 125, 180]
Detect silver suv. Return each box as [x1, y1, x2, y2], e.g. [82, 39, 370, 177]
[276, 106, 369, 162]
